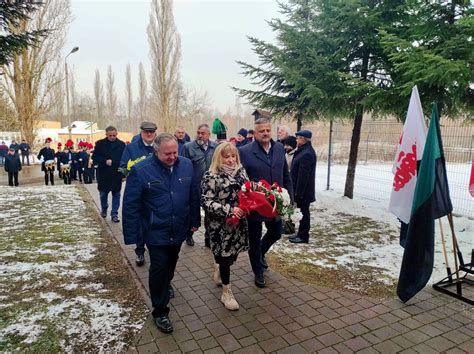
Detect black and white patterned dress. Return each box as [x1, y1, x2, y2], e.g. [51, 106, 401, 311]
[201, 166, 249, 260]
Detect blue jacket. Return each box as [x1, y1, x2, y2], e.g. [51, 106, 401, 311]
[122, 155, 200, 246]
[120, 137, 154, 169]
[239, 140, 294, 220]
[291, 142, 317, 205]
[58, 150, 74, 166]
[19, 143, 30, 154]
[177, 138, 186, 156]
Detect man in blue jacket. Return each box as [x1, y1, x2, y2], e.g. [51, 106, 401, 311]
[239, 118, 293, 288]
[120, 121, 157, 267]
[289, 130, 317, 244]
[122, 133, 200, 334]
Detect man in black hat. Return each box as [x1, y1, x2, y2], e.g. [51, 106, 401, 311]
[121, 121, 157, 266]
[289, 130, 317, 244]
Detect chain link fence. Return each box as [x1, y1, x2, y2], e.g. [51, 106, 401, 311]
[307, 117, 473, 218]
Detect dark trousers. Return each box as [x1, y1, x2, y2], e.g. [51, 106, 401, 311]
[135, 228, 146, 257]
[77, 168, 83, 182]
[148, 244, 181, 318]
[44, 170, 54, 185]
[63, 171, 71, 184]
[297, 203, 311, 241]
[83, 168, 93, 184]
[21, 154, 29, 165]
[248, 219, 282, 276]
[8, 171, 19, 186]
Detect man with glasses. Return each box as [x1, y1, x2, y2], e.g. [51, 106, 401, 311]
[120, 121, 157, 266]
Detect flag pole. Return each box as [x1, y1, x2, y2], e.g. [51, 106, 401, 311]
[438, 218, 452, 282]
[447, 213, 465, 266]
[446, 213, 461, 294]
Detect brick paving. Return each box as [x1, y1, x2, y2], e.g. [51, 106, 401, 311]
[84, 184, 473, 353]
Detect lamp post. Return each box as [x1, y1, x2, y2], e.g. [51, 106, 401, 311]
[65, 46, 79, 140]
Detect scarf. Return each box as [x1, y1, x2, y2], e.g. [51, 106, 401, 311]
[220, 164, 241, 178]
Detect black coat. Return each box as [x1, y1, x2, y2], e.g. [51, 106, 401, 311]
[4, 154, 22, 172]
[93, 138, 125, 192]
[290, 142, 317, 205]
[239, 140, 293, 221]
[37, 147, 56, 171]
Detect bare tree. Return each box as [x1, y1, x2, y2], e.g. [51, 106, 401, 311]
[106, 64, 117, 126]
[0, 0, 72, 147]
[51, 72, 65, 125]
[93, 69, 105, 128]
[147, 0, 182, 132]
[179, 85, 211, 127]
[137, 61, 148, 125]
[125, 63, 133, 131]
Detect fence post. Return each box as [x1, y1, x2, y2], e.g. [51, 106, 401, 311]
[327, 120, 333, 191]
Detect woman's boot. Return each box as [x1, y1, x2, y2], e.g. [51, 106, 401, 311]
[213, 264, 222, 286]
[221, 284, 239, 310]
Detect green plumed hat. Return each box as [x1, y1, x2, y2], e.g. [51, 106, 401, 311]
[211, 117, 227, 135]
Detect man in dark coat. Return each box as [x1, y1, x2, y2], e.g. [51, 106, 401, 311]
[120, 121, 157, 266]
[4, 148, 21, 186]
[93, 126, 126, 223]
[289, 130, 317, 244]
[174, 126, 187, 156]
[122, 133, 200, 334]
[239, 118, 294, 288]
[0, 141, 8, 166]
[19, 140, 30, 165]
[9, 140, 20, 155]
[236, 128, 250, 148]
[37, 138, 55, 185]
[183, 123, 217, 247]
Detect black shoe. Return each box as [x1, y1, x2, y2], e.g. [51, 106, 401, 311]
[288, 234, 298, 240]
[169, 285, 174, 299]
[135, 254, 145, 267]
[154, 315, 173, 333]
[255, 274, 266, 288]
[262, 256, 268, 269]
[290, 236, 308, 244]
[185, 236, 194, 246]
[100, 211, 107, 218]
[204, 238, 211, 248]
[111, 216, 120, 223]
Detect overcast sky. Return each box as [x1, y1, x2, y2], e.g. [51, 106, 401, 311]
[65, 0, 283, 112]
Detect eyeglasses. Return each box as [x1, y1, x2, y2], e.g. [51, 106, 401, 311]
[143, 130, 156, 134]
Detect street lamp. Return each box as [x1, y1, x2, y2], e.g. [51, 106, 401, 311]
[65, 46, 79, 140]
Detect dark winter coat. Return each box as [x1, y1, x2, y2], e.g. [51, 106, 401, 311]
[4, 154, 22, 173]
[19, 143, 30, 155]
[290, 142, 317, 206]
[177, 138, 186, 157]
[9, 143, 20, 154]
[122, 155, 200, 246]
[236, 138, 250, 148]
[120, 137, 154, 169]
[37, 147, 56, 171]
[239, 140, 293, 221]
[92, 138, 126, 192]
[183, 140, 217, 190]
[58, 150, 73, 166]
[201, 166, 249, 258]
[0, 144, 8, 157]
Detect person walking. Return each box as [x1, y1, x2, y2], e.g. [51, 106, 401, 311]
[239, 118, 293, 288]
[183, 123, 217, 247]
[37, 138, 55, 186]
[120, 121, 157, 266]
[93, 126, 126, 223]
[122, 133, 200, 334]
[201, 142, 249, 310]
[289, 130, 317, 244]
[0, 141, 8, 166]
[4, 148, 21, 186]
[19, 140, 30, 166]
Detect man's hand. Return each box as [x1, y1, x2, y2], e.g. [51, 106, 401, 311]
[106, 159, 112, 166]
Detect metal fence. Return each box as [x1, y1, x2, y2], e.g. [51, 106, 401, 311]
[307, 118, 473, 218]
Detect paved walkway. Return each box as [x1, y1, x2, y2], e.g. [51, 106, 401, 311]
[84, 184, 473, 353]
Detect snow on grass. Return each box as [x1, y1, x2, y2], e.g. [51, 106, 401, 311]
[270, 188, 473, 294]
[0, 185, 146, 352]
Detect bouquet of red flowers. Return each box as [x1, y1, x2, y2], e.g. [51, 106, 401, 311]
[227, 179, 293, 225]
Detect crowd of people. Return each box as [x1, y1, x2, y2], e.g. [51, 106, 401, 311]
[7, 117, 317, 334]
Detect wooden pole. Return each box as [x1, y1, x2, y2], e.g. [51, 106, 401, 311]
[447, 213, 461, 294]
[438, 218, 452, 282]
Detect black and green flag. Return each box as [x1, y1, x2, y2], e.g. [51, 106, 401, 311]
[397, 103, 453, 303]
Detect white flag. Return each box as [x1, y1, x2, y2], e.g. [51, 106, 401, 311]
[388, 86, 427, 224]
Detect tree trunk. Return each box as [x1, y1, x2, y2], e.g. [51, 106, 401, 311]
[344, 48, 369, 199]
[344, 103, 363, 199]
[296, 112, 303, 131]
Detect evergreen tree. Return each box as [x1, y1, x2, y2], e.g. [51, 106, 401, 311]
[0, 1, 47, 66]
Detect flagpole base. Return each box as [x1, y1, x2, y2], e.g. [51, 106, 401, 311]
[433, 269, 474, 305]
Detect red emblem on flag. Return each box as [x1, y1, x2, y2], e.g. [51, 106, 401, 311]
[393, 144, 417, 192]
